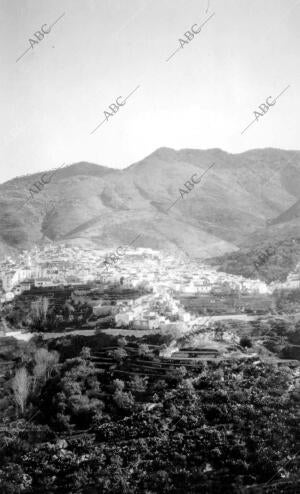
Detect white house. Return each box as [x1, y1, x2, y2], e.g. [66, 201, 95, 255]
[115, 313, 131, 326]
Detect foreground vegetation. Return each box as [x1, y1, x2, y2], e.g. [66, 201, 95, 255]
[0, 333, 299, 493]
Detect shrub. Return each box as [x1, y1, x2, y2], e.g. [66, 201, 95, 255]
[239, 336, 252, 348]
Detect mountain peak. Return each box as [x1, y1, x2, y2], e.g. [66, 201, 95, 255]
[148, 147, 178, 161]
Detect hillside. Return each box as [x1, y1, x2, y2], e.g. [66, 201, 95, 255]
[209, 236, 300, 283]
[0, 148, 300, 264]
[270, 198, 300, 225]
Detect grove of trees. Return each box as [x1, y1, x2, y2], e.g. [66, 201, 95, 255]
[0, 336, 299, 493]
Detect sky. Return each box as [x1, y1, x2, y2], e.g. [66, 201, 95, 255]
[1, 0, 300, 184]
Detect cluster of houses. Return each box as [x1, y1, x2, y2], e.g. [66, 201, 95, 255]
[113, 291, 191, 331]
[0, 244, 298, 308]
[0, 244, 105, 302]
[98, 249, 273, 296]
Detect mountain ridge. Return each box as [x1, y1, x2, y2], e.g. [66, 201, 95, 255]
[0, 147, 299, 264]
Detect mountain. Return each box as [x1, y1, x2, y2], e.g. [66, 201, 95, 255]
[270, 198, 300, 226]
[0, 148, 300, 264]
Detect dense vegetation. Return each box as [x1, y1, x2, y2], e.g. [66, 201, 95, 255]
[0, 335, 299, 493]
[2, 285, 150, 333]
[273, 288, 300, 314]
[210, 237, 300, 283]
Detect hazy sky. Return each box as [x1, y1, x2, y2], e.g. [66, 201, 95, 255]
[1, 0, 300, 183]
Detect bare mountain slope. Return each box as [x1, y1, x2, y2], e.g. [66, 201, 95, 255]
[0, 148, 299, 260]
[270, 198, 300, 226]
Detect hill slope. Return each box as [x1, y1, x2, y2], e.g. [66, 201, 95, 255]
[0, 148, 299, 264]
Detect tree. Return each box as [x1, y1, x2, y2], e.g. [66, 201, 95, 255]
[138, 344, 151, 357]
[33, 348, 59, 383]
[270, 318, 294, 344]
[0, 317, 9, 335]
[111, 348, 127, 362]
[117, 337, 127, 348]
[80, 347, 91, 360]
[128, 375, 148, 394]
[41, 297, 49, 322]
[12, 367, 31, 414]
[113, 390, 135, 411]
[166, 365, 187, 383]
[38, 350, 105, 430]
[113, 379, 125, 392]
[31, 297, 49, 329]
[239, 336, 252, 348]
[213, 321, 227, 341]
[257, 320, 272, 336]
